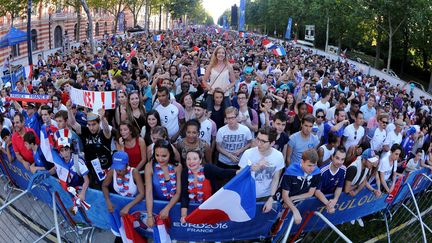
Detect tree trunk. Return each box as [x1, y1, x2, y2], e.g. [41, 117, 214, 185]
[325, 14, 329, 52]
[165, 8, 169, 30]
[387, 32, 392, 71]
[400, 26, 408, 74]
[133, 13, 138, 27]
[144, 0, 148, 31]
[80, 0, 94, 54]
[114, 13, 118, 34]
[76, 7, 81, 42]
[428, 70, 432, 93]
[337, 36, 342, 55]
[374, 25, 381, 68]
[159, 5, 162, 31]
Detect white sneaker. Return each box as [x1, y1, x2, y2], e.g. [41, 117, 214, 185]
[356, 218, 364, 227]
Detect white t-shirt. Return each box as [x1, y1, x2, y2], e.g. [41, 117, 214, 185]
[343, 124, 365, 150]
[239, 147, 284, 198]
[383, 130, 402, 148]
[313, 100, 330, 116]
[155, 103, 180, 138]
[371, 128, 387, 152]
[199, 118, 217, 145]
[378, 152, 397, 181]
[326, 106, 337, 120]
[216, 124, 252, 165]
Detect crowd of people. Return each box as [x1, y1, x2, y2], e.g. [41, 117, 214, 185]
[1, 25, 432, 237]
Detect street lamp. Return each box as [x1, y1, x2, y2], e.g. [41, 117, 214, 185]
[26, 0, 33, 72]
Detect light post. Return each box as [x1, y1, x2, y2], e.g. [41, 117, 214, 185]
[26, 0, 33, 72]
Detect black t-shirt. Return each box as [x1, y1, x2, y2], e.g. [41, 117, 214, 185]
[345, 166, 366, 186]
[79, 125, 113, 169]
[281, 173, 321, 197]
[211, 106, 225, 129]
[273, 132, 289, 152]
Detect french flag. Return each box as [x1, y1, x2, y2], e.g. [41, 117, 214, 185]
[272, 46, 286, 56]
[153, 216, 171, 243]
[40, 126, 70, 188]
[246, 38, 255, 46]
[239, 32, 248, 38]
[153, 34, 164, 41]
[215, 28, 221, 34]
[185, 166, 256, 224]
[109, 211, 147, 243]
[262, 39, 276, 49]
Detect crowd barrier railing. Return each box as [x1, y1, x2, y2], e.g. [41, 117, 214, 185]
[0, 151, 431, 242]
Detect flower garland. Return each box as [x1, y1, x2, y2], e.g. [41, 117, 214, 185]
[188, 166, 205, 203]
[155, 162, 177, 199]
[116, 167, 132, 197]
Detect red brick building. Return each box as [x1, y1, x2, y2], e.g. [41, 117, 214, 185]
[0, 3, 134, 65]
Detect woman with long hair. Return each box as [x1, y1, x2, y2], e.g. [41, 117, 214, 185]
[181, 94, 196, 121]
[144, 110, 161, 146]
[114, 90, 128, 128]
[179, 150, 236, 223]
[209, 88, 226, 129]
[127, 91, 147, 137]
[201, 46, 236, 110]
[146, 126, 181, 163]
[259, 96, 275, 128]
[248, 83, 264, 111]
[145, 139, 182, 227]
[116, 120, 147, 171]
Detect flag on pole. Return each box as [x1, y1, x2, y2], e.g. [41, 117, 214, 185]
[272, 46, 287, 56]
[262, 39, 276, 49]
[185, 166, 256, 224]
[109, 211, 147, 243]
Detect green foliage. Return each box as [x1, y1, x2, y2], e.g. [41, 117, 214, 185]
[0, 0, 32, 23]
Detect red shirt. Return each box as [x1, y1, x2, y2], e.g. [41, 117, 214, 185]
[12, 128, 39, 163]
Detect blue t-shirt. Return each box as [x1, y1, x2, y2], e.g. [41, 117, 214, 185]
[318, 162, 346, 194]
[288, 132, 320, 165]
[323, 121, 345, 144]
[360, 105, 376, 122]
[23, 110, 41, 136]
[141, 86, 152, 112]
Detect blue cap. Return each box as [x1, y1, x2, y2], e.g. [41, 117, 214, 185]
[361, 149, 378, 164]
[406, 126, 417, 136]
[111, 151, 128, 170]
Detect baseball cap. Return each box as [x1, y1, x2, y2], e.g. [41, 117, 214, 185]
[27, 102, 36, 108]
[361, 149, 378, 164]
[406, 126, 417, 136]
[111, 151, 129, 170]
[87, 112, 99, 121]
[194, 100, 207, 109]
[57, 137, 71, 149]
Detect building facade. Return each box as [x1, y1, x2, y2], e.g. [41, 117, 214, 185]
[0, 2, 134, 66]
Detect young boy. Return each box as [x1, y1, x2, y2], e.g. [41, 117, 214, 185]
[282, 149, 321, 224]
[23, 131, 54, 174]
[405, 148, 423, 173]
[272, 111, 289, 158]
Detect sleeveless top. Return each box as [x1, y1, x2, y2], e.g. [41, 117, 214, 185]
[124, 137, 142, 168]
[113, 167, 138, 197]
[152, 163, 177, 201]
[349, 157, 369, 186]
[177, 139, 207, 164]
[319, 145, 335, 163]
[209, 68, 230, 96]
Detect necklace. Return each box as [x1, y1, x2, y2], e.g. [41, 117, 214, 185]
[188, 166, 205, 203]
[116, 167, 132, 197]
[155, 162, 177, 199]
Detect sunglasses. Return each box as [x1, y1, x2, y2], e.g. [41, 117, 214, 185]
[381, 120, 388, 124]
[317, 115, 325, 119]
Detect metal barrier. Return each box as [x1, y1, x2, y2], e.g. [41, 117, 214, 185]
[0, 172, 85, 243]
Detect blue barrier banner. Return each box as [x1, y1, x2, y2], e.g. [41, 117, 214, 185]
[285, 17, 292, 40]
[1, 152, 431, 241]
[239, 0, 246, 31]
[1, 66, 26, 89]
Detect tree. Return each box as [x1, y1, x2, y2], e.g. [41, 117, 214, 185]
[52, 0, 82, 41]
[91, 0, 127, 34]
[127, 0, 146, 27]
[0, 0, 28, 26]
[80, 0, 94, 54]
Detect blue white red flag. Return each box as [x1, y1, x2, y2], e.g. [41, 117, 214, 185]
[7, 92, 50, 103]
[246, 38, 255, 46]
[109, 211, 147, 243]
[185, 166, 256, 224]
[262, 39, 276, 49]
[153, 216, 171, 243]
[215, 28, 221, 34]
[153, 34, 164, 41]
[239, 32, 248, 38]
[272, 46, 286, 56]
[40, 126, 70, 184]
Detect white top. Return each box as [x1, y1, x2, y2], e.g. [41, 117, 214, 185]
[113, 167, 138, 197]
[370, 128, 387, 152]
[199, 118, 217, 145]
[343, 124, 365, 151]
[378, 152, 397, 181]
[209, 68, 230, 96]
[216, 124, 252, 165]
[155, 103, 180, 138]
[326, 106, 337, 120]
[383, 130, 403, 148]
[313, 100, 330, 116]
[319, 144, 335, 164]
[239, 147, 284, 198]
